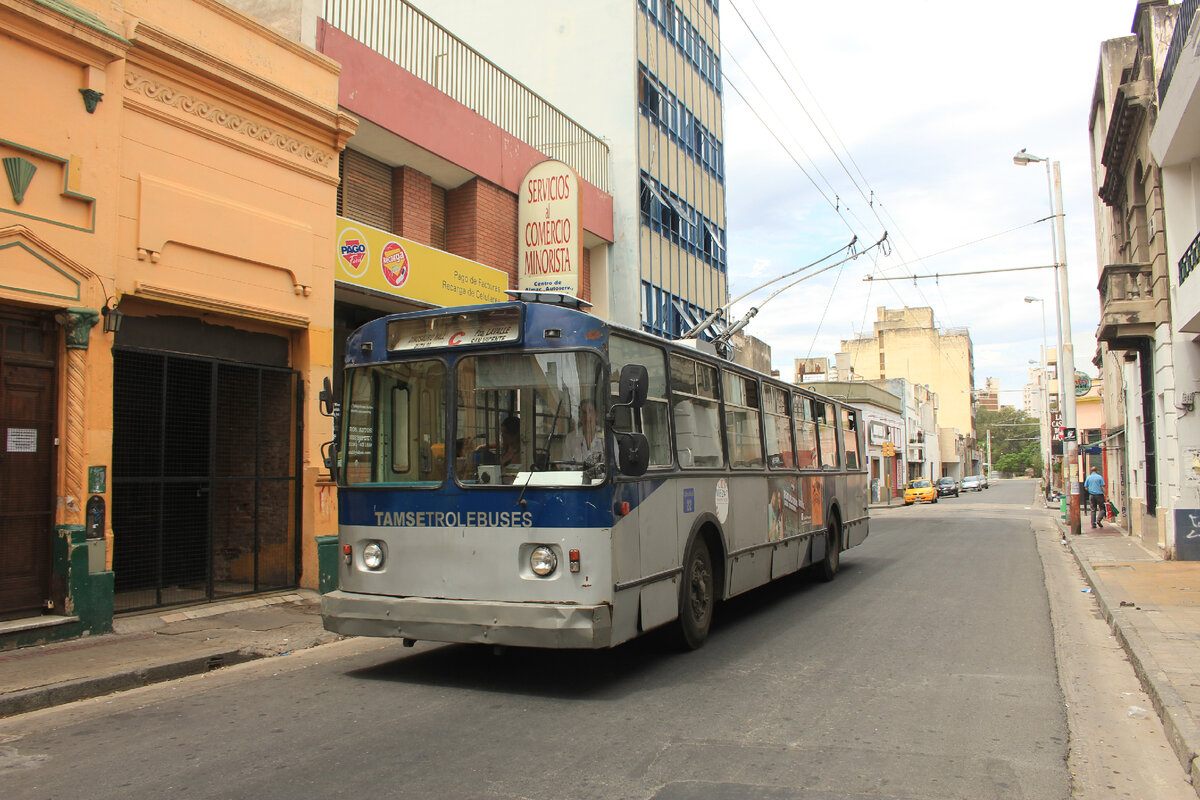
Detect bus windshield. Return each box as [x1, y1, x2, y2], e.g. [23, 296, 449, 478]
[343, 360, 447, 486]
[455, 350, 606, 487]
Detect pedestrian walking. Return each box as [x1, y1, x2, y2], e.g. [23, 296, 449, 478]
[1083, 466, 1106, 529]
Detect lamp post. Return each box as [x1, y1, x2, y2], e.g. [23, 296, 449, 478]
[1025, 296, 1052, 499]
[1015, 149, 1080, 534]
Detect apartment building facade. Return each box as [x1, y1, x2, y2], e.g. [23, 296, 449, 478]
[1148, 0, 1200, 558]
[1089, 0, 1179, 553]
[839, 307, 977, 443]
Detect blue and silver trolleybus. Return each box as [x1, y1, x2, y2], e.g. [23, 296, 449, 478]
[321, 294, 868, 649]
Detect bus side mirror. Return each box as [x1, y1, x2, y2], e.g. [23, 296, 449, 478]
[617, 364, 648, 409]
[318, 376, 340, 481]
[615, 431, 649, 477]
[318, 376, 335, 417]
[321, 440, 338, 479]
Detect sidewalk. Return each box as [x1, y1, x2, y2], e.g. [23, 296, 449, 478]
[1049, 499, 1200, 795]
[0, 590, 339, 718]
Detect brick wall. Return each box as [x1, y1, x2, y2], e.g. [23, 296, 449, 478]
[392, 166, 433, 245]
[343, 154, 595, 305]
[581, 248, 590, 304]
[447, 177, 518, 287]
[431, 185, 446, 250]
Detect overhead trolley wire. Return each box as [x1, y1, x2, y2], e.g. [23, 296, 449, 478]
[724, 1, 947, 334]
[728, 0, 876, 214]
[722, 76, 857, 238]
[684, 236, 860, 338]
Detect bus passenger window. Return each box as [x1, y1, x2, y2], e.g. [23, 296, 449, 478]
[793, 394, 818, 469]
[842, 408, 861, 470]
[723, 371, 763, 468]
[671, 355, 723, 468]
[813, 401, 840, 469]
[610, 336, 672, 468]
[764, 385, 794, 469]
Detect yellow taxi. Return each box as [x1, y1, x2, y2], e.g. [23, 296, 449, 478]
[903, 479, 938, 505]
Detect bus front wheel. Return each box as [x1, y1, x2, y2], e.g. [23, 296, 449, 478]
[677, 535, 714, 650]
[817, 516, 841, 583]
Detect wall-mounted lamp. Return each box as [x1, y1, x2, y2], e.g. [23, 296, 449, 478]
[79, 88, 103, 114]
[101, 298, 123, 334]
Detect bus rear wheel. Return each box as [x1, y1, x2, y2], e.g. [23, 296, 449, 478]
[677, 536, 714, 650]
[817, 516, 841, 583]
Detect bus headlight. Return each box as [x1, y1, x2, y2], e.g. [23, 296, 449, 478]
[530, 545, 557, 577]
[362, 542, 385, 570]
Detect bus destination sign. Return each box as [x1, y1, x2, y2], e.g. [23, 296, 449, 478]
[387, 308, 522, 352]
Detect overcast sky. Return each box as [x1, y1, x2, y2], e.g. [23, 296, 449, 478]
[720, 0, 1138, 401]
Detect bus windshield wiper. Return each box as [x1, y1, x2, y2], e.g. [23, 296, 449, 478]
[519, 397, 563, 508]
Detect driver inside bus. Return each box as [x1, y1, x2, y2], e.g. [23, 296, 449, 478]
[499, 415, 521, 468]
[564, 399, 604, 467]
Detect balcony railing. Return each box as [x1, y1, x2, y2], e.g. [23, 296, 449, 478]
[1100, 263, 1153, 303]
[1159, 0, 1198, 104]
[1180, 230, 1200, 286]
[322, 0, 610, 192]
[1097, 263, 1157, 343]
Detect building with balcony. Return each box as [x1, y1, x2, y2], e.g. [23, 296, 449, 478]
[303, 2, 617, 407]
[1023, 361, 1049, 422]
[1089, 0, 1178, 553]
[391, 0, 729, 339]
[885, 378, 941, 484]
[1149, 0, 1200, 558]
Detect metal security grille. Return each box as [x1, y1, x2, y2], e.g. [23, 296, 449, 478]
[112, 350, 300, 612]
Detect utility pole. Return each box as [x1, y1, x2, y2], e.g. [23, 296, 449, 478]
[1052, 163, 1080, 536]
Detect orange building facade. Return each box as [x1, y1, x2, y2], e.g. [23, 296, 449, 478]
[2, 0, 615, 644]
[0, 0, 354, 640]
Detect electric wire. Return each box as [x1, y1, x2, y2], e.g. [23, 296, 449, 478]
[722, 51, 879, 240]
[722, 76, 857, 237]
[724, 3, 945, 343]
[719, 0, 1003, 397]
[724, 0, 972, 341]
[727, 0, 875, 212]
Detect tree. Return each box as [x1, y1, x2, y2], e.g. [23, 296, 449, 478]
[976, 407, 1042, 476]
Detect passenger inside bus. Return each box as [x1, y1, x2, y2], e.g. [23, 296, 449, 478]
[499, 415, 521, 467]
[468, 415, 522, 483]
[564, 399, 604, 465]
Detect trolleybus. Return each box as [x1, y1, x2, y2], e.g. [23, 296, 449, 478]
[321, 294, 868, 649]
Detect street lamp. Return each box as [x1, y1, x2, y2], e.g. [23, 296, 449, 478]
[1015, 148, 1080, 534]
[1024, 296, 1052, 498]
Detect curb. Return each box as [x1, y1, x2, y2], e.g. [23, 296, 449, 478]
[1056, 516, 1200, 794]
[0, 648, 257, 719]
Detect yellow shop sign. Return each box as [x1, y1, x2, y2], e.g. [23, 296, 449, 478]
[335, 217, 509, 306]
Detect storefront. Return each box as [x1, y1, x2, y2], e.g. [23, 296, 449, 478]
[332, 217, 509, 389]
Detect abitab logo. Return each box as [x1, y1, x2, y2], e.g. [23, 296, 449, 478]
[338, 229, 369, 277]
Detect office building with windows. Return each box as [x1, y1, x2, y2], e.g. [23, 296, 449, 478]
[408, 0, 729, 338]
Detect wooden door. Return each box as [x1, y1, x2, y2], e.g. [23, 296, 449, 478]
[0, 308, 57, 619]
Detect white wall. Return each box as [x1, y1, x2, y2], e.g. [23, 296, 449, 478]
[413, 0, 641, 328]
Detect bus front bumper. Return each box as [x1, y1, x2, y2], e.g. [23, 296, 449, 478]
[321, 590, 614, 649]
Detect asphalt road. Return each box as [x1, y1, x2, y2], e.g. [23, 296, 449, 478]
[0, 480, 1184, 799]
